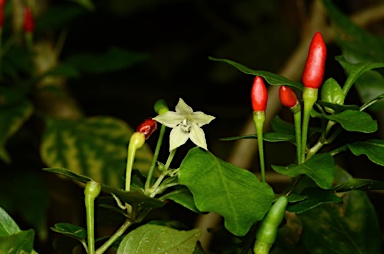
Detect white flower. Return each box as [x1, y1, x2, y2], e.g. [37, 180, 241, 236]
[153, 98, 215, 151]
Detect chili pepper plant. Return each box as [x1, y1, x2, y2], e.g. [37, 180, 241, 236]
[1, 0, 384, 253]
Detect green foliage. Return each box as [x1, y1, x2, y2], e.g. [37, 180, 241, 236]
[117, 224, 201, 254]
[179, 147, 275, 236]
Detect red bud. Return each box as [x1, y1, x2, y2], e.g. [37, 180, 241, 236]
[251, 76, 268, 112]
[136, 118, 157, 140]
[302, 32, 327, 89]
[279, 86, 298, 108]
[23, 7, 34, 33]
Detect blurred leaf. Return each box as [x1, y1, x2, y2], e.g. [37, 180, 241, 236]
[272, 154, 335, 189]
[298, 166, 381, 253]
[0, 171, 49, 241]
[275, 212, 302, 251]
[44, 63, 80, 78]
[0, 207, 20, 236]
[334, 178, 384, 192]
[51, 223, 86, 240]
[36, 5, 87, 32]
[315, 109, 377, 133]
[209, 57, 303, 90]
[220, 132, 295, 143]
[179, 147, 275, 236]
[0, 100, 33, 163]
[117, 224, 201, 254]
[43, 167, 165, 210]
[160, 187, 202, 214]
[41, 116, 153, 188]
[287, 188, 341, 214]
[0, 229, 35, 253]
[271, 115, 320, 137]
[348, 139, 384, 166]
[71, 0, 95, 11]
[355, 71, 384, 111]
[65, 47, 148, 74]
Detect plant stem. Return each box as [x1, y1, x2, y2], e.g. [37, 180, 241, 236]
[253, 111, 266, 183]
[145, 124, 167, 190]
[84, 181, 101, 254]
[125, 133, 145, 192]
[293, 110, 302, 164]
[95, 218, 133, 254]
[301, 88, 318, 163]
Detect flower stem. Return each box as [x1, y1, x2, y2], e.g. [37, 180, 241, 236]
[145, 124, 167, 190]
[125, 133, 145, 192]
[84, 181, 101, 254]
[253, 111, 266, 183]
[301, 88, 318, 163]
[293, 110, 302, 164]
[95, 218, 132, 254]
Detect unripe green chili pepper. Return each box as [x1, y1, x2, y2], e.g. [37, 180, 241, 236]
[254, 195, 288, 254]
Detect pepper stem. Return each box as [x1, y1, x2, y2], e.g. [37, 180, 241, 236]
[125, 132, 145, 192]
[84, 181, 101, 254]
[253, 111, 266, 183]
[301, 87, 318, 164]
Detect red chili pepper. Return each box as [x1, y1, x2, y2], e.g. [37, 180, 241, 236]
[302, 32, 327, 89]
[0, 0, 6, 28]
[279, 86, 298, 108]
[251, 76, 268, 112]
[136, 118, 157, 140]
[23, 7, 34, 33]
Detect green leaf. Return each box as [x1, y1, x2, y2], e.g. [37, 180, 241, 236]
[220, 132, 295, 143]
[0, 207, 20, 236]
[44, 63, 80, 78]
[117, 224, 201, 254]
[209, 57, 303, 90]
[317, 110, 377, 133]
[355, 71, 384, 111]
[316, 101, 359, 113]
[65, 47, 148, 74]
[51, 223, 86, 240]
[160, 187, 202, 214]
[334, 178, 384, 192]
[271, 115, 320, 137]
[0, 229, 35, 253]
[347, 139, 384, 166]
[272, 154, 335, 189]
[36, 5, 86, 32]
[287, 188, 341, 214]
[179, 147, 275, 236]
[0, 100, 33, 163]
[320, 78, 344, 105]
[298, 165, 381, 253]
[41, 116, 153, 188]
[43, 167, 164, 210]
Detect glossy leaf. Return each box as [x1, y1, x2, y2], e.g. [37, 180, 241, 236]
[0, 229, 35, 253]
[0, 207, 20, 236]
[320, 78, 344, 105]
[65, 47, 148, 74]
[209, 57, 303, 90]
[316, 110, 377, 133]
[51, 223, 86, 240]
[0, 100, 33, 163]
[41, 116, 153, 188]
[287, 188, 341, 214]
[348, 139, 384, 166]
[334, 178, 384, 192]
[272, 153, 335, 189]
[43, 167, 164, 210]
[179, 147, 275, 236]
[160, 187, 202, 214]
[117, 224, 201, 254]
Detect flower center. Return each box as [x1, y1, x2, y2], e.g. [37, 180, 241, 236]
[180, 118, 192, 132]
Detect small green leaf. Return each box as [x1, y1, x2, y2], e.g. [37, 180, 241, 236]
[160, 187, 202, 214]
[51, 223, 86, 240]
[334, 178, 384, 192]
[348, 139, 384, 166]
[179, 147, 275, 236]
[209, 57, 303, 90]
[0, 207, 20, 236]
[117, 224, 201, 254]
[318, 110, 377, 133]
[65, 47, 148, 74]
[321, 78, 344, 105]
[0, 229, 35, 253]
[287, 188, 341, 214]
[272, 154, 335, 189]
[0, 100, 33, 163]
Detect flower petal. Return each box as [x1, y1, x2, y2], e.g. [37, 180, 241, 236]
[192, 111, 215, 127]
[153, 111, 184, 128]
[169, 125, 190, 151]
[175, 98, 193, 116]
[189, 122, 208, 150]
